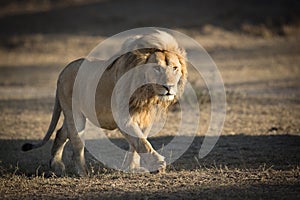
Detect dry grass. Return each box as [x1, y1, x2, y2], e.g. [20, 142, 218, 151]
[0, 166, 299, 199]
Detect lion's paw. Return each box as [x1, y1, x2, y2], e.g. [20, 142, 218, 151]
[150, 160, 166, 174]
[50, 159, 66, 177]
[125, 166, 149, 173]
[140, 153, 166, 173]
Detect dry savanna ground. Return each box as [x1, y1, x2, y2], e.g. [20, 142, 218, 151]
[0, 0, 299, 199]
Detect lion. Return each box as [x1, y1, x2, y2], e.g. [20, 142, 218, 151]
[22, 30, 187, 176]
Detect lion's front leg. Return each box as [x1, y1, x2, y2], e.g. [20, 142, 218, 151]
[120, 123, 166, 173]
[137, 138, 166, 173]
[123, 145, 149, 173]
[123, 145, 141, 172]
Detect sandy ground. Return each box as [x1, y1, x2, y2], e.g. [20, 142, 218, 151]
[0, 0, 299, 199]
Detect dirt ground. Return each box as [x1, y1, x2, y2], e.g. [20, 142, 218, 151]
[0, 0, 299, 199]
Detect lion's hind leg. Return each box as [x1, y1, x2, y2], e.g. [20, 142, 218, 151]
[50, 124, 68, 176]
[64, 111, 88, 176]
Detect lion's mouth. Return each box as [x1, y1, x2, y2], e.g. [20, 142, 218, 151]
[156, 85, 176, 101]
[158, 94, 175, 101]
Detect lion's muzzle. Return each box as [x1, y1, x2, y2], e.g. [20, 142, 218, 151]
[158, 84, 177, 101]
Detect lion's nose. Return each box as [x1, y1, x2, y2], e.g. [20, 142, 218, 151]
[162, 85, 174, 93]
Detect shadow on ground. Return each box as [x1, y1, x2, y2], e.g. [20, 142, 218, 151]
[0, 134, 299, 175]
[82, 183, 300, 199]
[0, 0, 299, 41]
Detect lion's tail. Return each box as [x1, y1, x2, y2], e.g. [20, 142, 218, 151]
[22, 91, 62, 151]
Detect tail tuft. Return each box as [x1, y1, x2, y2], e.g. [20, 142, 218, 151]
[22, 143, 34, 151]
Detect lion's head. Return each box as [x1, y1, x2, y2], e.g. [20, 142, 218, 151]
[142, 49, 187, 102]
[114, 49, 187, 106]
[108, 31, 187, 128]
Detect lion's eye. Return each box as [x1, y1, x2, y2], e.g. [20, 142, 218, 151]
[154, 66, 161, 73]
[173, 66, 179, 71]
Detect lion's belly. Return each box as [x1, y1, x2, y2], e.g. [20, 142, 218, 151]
[81, 98, 118, 130]
[95, 104, 118, 130]
[81, 92, 118, 130]
[74, 59, 118, 130]
[94, 74, 118, 130]
[81, 106, 117, 130]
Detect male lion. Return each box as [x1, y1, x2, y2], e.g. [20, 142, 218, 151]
[22, 30, 187, 176]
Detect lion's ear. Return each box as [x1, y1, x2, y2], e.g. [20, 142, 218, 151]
[178, 47, 187, 58]
[133, 49, 154, 64]
[176, 57, 188, 98]
[178, 56, 187, 77]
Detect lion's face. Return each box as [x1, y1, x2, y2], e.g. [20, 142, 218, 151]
[145, 51, 185, 101]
